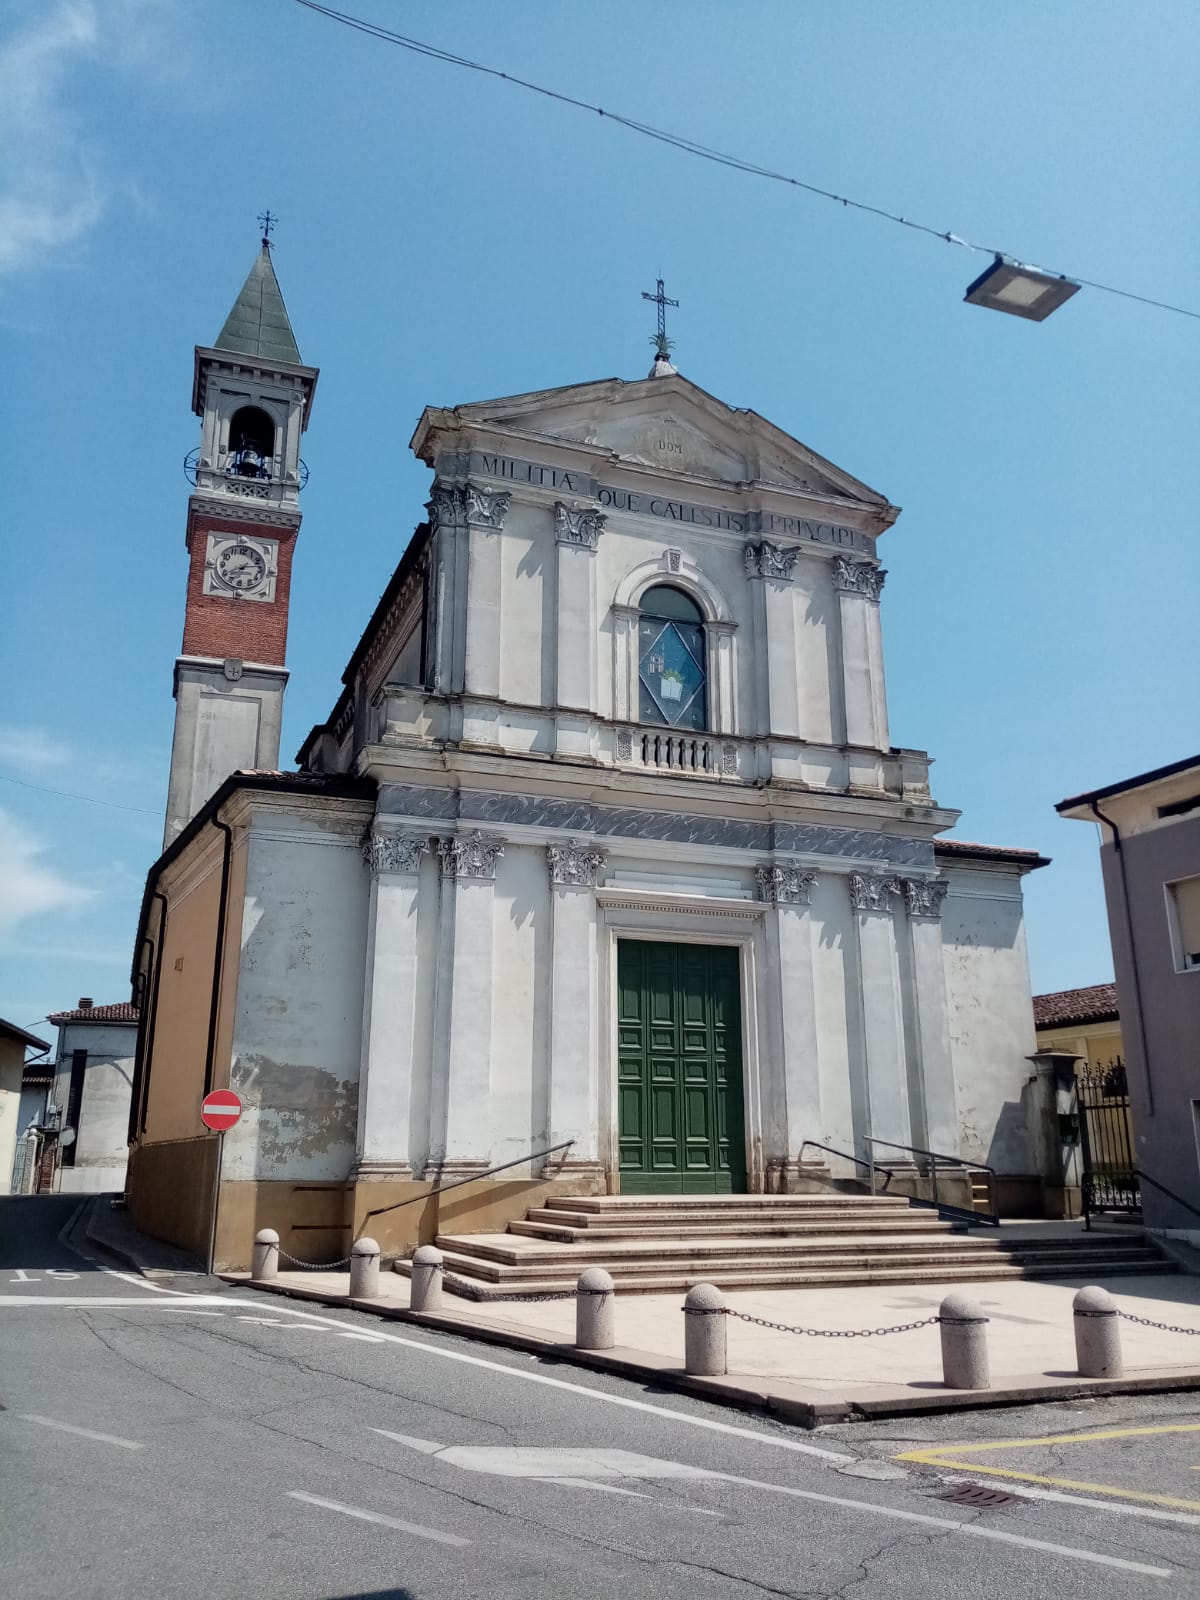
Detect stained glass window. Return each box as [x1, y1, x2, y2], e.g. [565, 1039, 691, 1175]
[638, 585, 707, 731]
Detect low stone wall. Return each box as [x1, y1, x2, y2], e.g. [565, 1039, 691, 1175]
[353, 1169, 609, 1259]
[215, 1179, 352, 1271]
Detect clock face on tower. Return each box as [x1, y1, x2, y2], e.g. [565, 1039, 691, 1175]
[203, 533, 278, 602]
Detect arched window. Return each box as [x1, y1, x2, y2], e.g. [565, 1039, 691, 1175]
[638, 585, 707, 731]
[227, 405, 275, 480]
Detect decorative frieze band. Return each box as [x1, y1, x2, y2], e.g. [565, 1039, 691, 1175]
[902, 877, 949, 919]
[755, 864, 819, 905]
[554, 502, 606, 549]
[547, 839, 608, 888]
[743, 541, 800, 582]
[426, 481, 512, 532]
[438, 830, 505, 881]
[833, 556, 886, 601]
[849, 872, 901, 913]
[362, 830, 429, 876]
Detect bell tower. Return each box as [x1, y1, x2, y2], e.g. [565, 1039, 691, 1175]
[164, 225, 318, 845]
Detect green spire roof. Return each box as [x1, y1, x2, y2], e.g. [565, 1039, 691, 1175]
[214, 244, 302, 365]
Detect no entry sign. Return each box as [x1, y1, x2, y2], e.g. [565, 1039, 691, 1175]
[200, 1089, 242, 1131]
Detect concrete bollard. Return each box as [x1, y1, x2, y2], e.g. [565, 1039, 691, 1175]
[1074, 1285, 1123, 1378]
[410, 1245, 444, 1314]
[939, 1292, 990, 1390]
[349, 1236, 381, 1299]
[684, 1283, 727, 1376]
[576, 1268, 615, 1350]
[251, 1228, 279, 1282]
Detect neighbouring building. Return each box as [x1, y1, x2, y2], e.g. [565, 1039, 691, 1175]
[44, 1000, 139, 1194]
[1059, 755, 1200, 1236]
[1, 1018, 50, 1195]
[127, 240, 1051, 1269]
[1034, 983, 1123, 1067]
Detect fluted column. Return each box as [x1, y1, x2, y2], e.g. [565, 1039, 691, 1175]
[356, 829, 430, 1175]
[756, 864, 821, 1173]
[902, 877, 956, 1154]
[431, 831, 504, 1175]
[546, 841, 607, 1176]
[850, 871, 912, 1153]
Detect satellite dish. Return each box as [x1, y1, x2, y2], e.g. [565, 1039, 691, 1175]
[59, 1127, 76, 1148]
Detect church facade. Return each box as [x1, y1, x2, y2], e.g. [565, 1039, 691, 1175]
[128, 248, 1047, 1266]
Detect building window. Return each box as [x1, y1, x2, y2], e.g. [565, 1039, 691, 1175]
[638, 585, 707, 731]
[62, 1048, 87, 1167]
[1168, 876, 1200, 971]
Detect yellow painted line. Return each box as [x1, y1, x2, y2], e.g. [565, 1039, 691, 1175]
[897, 1423, 1200, 1514]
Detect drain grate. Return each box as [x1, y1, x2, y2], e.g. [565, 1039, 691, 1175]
[939, 1483, 1024, 1509]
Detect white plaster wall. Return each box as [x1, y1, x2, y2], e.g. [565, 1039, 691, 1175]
[808, 875, 861, 1160]
[0, 1040, 23, 1197]
[940, 863, 1039, 1172]
[225, 813, 370, 1181]
[51, 1022, 136, 1193]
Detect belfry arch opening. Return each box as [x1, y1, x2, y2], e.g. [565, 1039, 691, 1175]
[227, 405, 276, 479]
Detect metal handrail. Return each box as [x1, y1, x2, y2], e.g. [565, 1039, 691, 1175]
[862, 1136, 999, 1224]
[798, 1139, 896, 1191]
[358, 1139, 576, 1232]
[1085, 1166, 1200, 1232]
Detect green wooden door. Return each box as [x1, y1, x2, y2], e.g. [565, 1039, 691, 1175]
[617, 940, 746, 1194]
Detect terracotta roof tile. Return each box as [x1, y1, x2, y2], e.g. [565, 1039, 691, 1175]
[1033, 983, 1119, 1028]
[47, 1002, 139, 1024]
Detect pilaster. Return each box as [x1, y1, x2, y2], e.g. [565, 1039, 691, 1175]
[833, 557, 888, 752]
[432, 832, 504, 1174]
[849, 871, 912, 1152]
[554, 501, 604, 754]
[356, 829, 430, 1176]
[901, 877, 957, 1154]
[546, 841, 607, 1175]
[756, 865, 821, 1170]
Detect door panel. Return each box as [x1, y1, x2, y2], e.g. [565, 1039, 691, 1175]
[617, 940, 746, 1194]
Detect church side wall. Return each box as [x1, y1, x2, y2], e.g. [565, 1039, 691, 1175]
[222, 803, 371, 1188]
[940, 861, 1041, 1209]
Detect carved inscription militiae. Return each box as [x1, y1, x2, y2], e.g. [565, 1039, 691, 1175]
[744, 541, 800, 581]
[755, 865, 819, 905]
[849, 872, 901, 913]
[439, 831, 504, 881]
[547, 840, 608, 888]
[362, 831, 429, 876]
[554, 502, 606, 549]
[902, 878, 949, 918]
[833, 556, 886, 601]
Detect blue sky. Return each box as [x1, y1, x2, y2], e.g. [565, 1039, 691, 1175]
[2, 0, 1197, 1032]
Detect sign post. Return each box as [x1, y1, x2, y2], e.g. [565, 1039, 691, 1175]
[200, 1090, 242, 1273]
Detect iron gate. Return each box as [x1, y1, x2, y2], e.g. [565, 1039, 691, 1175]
[1077, 1060, 1139, 1222]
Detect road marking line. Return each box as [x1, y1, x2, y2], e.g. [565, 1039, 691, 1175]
[899, 1425, 1200, 1514]
[17, 1414, 143, 1450]
[286, 1492, 469, 1546]
[938, 1475, 1200, 1531]
[254, 1306, 852, 1461]
[0, 1295, 235, 1308]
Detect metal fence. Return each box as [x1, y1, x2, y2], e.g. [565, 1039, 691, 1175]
[1077, 1060, 1138, 1221]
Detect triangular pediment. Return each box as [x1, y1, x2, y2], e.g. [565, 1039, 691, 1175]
[422, 372, 889, 508]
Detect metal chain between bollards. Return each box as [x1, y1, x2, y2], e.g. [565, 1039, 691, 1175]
[709, 1308, 941, 1338]
[1117, 1310, 1200, 1335]
[481, 1286, 614, 1304]
[276, 1246, 355, 1271]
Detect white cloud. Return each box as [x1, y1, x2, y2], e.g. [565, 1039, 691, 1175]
[0, 725, 71, 772]
[0, 808, 96, 935]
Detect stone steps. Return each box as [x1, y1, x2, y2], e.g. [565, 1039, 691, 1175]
[398, 1191, 1175, 1298]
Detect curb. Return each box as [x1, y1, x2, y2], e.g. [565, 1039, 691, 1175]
[219, 1274, 1200, 1428]
[84, 1201, 149, 1277]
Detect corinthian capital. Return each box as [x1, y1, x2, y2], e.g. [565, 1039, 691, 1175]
[755, 864, 818, 905]
[362, 830, 429, 876]
[554, 502, 606, 549]
[833, 556, 886, 601]
[462, 482, 512, 529]
[744, 541, 799, 581]
[849, 872, 901, 913]
[438, 830, 505, 881]
[547, 839, 608, 888]
[902, 877, 949, 918]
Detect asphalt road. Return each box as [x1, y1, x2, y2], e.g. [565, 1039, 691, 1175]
[3, 1195, 1200, 1600]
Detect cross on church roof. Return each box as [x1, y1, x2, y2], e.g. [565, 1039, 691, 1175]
[258, 209, 278, 247]
[641, 275, 679, 360]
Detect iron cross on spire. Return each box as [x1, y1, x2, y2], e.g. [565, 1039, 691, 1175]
[258, 209, 278, 247]
[642, 275, 679, 360]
